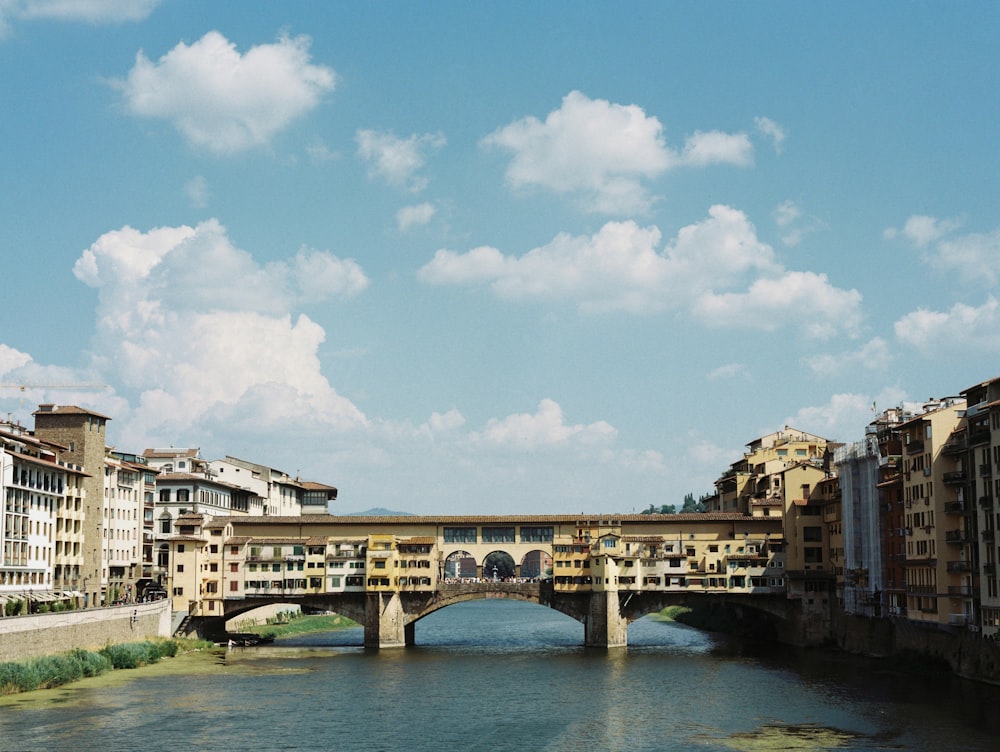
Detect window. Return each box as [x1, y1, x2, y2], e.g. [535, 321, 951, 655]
[481, 527, 515, 543]
[229, 581, 238, 592]
[803, 526, 822, 542]
[519, 526, 553, 542]
[177, 544, 185, 553]
[443, 527, 477, 543]
[176, 564, 184, 573]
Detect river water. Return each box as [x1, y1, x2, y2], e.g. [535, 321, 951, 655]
[2, 600, 999, 751]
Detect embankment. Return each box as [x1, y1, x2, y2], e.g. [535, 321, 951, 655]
[0, 600, 171, 662]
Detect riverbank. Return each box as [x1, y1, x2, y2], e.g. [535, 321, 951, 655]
[237, 612, 359, 640]
[0, 638, 215, 697]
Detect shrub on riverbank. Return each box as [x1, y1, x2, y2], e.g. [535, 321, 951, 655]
[0, 639, 204, 695]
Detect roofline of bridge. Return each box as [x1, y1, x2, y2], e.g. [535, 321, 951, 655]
[203, 512, 766, 527]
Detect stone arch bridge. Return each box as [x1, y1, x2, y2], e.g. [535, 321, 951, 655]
[194, 580, 798, 648]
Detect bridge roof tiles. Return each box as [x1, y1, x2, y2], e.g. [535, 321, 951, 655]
[217, 512, 760, 525]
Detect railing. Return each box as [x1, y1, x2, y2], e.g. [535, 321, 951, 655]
[981, 495, 994, 510]
[905, 440, 925, 454]
[983, 529, 996, 543]
[945, 530, 969, 544]
[947, 585, 973, 596]
[947, 561, 975, 573]
[944, 500, 966, 514]
[943, 471, 966, 484]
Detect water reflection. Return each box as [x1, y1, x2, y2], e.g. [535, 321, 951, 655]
[3, 601, 1000, 752]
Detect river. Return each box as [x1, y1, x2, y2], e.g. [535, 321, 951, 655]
[2, 600, 999, 751]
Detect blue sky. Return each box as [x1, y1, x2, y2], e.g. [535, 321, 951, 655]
[1, 1, 999, 515]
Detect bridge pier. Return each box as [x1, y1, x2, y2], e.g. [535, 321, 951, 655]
[584, 590, 628, 648]
[364, 592, 408, 648]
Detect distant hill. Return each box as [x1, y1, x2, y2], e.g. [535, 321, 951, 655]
[343, 507, 413, 517]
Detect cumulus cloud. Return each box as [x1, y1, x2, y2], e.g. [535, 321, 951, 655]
[114, 31, 335, 154]
[481, 91, 751, 214]
[472, 398, 617, 450]
[754, 116, 786, 154]
[356, 129, 445, 192]
[680, 130, 752, 167]
[783, 393, 876, 443]
[396, 202, 436, 232]
[884, 214, 963, 247]
[71, 220, 369, 440]
[0, 343, 32, 376]
[803, 337, 891, 377]
[707, 363, 749, 381]
[693, 270, 863, 339]
[184, 175, 210, 209]
[887, 215, 1000, 287]
[419, 204, 861, 336]
[895, 297, 1000, 354]
[772, 199, 826, 246]
[1, 0, 158, 34]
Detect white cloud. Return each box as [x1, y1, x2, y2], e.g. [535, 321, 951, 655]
[472, 398, 617, 450]
[396, 202, 436, 232]
[706, 363, 748, 381]
[895, 297, 1000, 354]
[71, 220, 368, 441]
[184, 175, 210, 209]
[783, 393, 874, 443]
[1, 0, 158, 33]
[930, 229, 1000, 287]
[680, 130, 752, 167]
[804, 337, 891, 377]
[885, 214, 963, 247]
[356, 129, 445, 192]
[482, 91, 753, 214]
[306, 140, 338, 163]
[482, 91, 670, 214]
[754, 116, 786, 154]
[0, 343, 32, 376]
[693, 270, 863, 339]
[419, 204, 860, 337]
[115, 31, 335, 154]
[771, 199, 826, 246]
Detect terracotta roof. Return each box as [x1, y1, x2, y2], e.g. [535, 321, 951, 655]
[143, 448, 200, 458]
[34, 405, 112, 420]
[202, 512, 765, 525]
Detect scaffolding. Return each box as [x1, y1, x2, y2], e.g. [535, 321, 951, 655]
[834, 438, 883, 616]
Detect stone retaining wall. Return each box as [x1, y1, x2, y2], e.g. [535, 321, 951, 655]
[0, 600, 172, 662]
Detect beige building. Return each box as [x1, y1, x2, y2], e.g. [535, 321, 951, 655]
[960, 376, 1000, 636]
[32, 404, 111, 607]
[897, 398, 968, 629]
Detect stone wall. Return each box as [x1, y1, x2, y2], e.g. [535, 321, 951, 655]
[834, 611, 1000, 686]
[0, 600, 172, 662]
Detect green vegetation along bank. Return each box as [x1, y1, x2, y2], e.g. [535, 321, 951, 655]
[0, 638, 214, 696]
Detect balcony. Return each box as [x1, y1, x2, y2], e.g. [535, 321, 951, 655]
[944, 500, 966, 514]
[947, 561, 975, 573]
[969, 428, 990, 446]
[984, 563, 997, 576]
[941, 438, 967, 456]
[905, 440, 925, 455]
[980, 495, 994, 510]
[948, 613, 972, 627]
[943, 470, 966, 484]
[945, 529, 969, 544]
[947, 585, 973, 597]
[983, 529, 996, 543]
